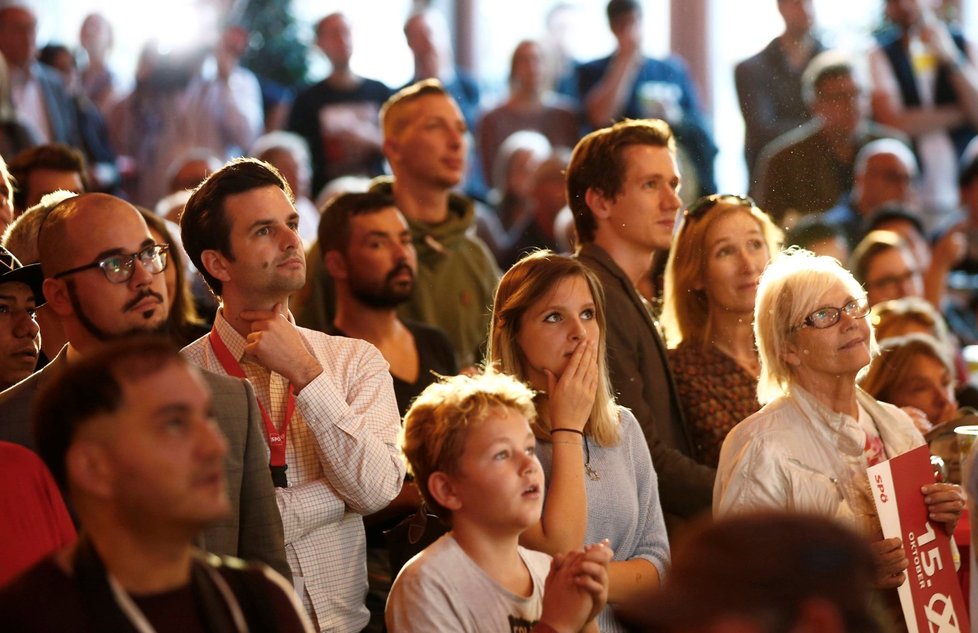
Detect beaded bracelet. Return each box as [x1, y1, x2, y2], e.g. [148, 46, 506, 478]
[551, 427, 584, 436]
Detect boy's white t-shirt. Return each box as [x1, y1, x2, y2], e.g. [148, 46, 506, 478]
[385, 533, 552, 633]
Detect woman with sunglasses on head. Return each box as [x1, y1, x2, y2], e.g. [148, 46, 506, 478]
[661, 194, 782, 467]
[714, 249, 964, 626]
[487, 250, 668, 633]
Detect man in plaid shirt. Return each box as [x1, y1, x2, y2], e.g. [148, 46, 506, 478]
[180, 157, 405, 632]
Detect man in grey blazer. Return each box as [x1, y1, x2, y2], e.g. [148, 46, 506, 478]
[568, 118, 715, 534]
[0, 192, 289, 579]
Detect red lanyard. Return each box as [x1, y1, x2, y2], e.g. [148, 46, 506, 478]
[208, 328, 296, 470]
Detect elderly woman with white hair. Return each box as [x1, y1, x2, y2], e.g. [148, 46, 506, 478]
[714, 248, 964, 599]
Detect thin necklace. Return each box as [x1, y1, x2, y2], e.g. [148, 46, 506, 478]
[584, 436, 600, 481]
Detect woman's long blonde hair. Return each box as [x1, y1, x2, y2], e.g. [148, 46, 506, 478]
[662, 196, 782, 348]
[487, 250, 620, 446]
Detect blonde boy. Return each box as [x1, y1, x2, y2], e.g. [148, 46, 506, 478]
[386, 371, 610, 633]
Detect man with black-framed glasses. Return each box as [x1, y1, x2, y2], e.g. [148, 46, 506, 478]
[0, 192, 290, 582]
[36, 194, 169, 345]
[51, 242, 168, 284]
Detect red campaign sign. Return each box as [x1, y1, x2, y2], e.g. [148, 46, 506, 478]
[869, 445, 969, 633]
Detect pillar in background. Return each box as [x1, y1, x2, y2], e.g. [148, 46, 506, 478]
[456, 0, 475, 74]
[671, 0, 711, 114]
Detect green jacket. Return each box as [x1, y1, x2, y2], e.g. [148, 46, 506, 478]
[371, 179, 500, 367]
[292, 180, 499, 368]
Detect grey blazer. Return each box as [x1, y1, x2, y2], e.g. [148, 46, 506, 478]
[0, 347, 290, 579]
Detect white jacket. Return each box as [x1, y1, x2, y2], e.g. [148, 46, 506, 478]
[715, 385, 925, 536]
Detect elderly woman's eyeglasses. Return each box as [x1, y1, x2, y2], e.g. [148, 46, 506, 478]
[792, 297, 870, 332]
[53, 244, 169, 284]
[684, 194, 756, 218]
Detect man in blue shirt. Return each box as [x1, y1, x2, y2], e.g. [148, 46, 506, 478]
[576, 0, 716, 197]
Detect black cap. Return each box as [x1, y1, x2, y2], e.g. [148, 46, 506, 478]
[0, 246, 45, 306]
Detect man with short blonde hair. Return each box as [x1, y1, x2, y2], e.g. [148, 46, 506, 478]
[373, 80, 499, 367]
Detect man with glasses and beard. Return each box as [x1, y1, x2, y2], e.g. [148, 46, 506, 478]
[321, 191, 457, 416]
[0, 192, 290, 579]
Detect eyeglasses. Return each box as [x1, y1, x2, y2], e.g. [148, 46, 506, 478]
[53, 244, 169, 284]
[792, 297, 870, 332]
[684, 194, 756, 218]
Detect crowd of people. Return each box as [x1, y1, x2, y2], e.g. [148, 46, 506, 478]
[0, 0, 976, 631]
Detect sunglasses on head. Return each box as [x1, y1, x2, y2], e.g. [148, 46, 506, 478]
[684, 194, 756, 219]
